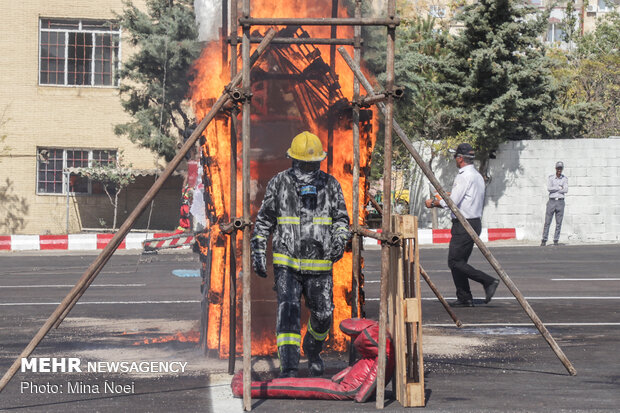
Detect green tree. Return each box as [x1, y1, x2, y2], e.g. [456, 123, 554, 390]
[576, 11, 620, 138]
[114, 0, 202, 162]
[74, 152, 136, 230]
[561, 0, 579, 48]
[363, 12, 450, 179]
[435, 0, 567, 175]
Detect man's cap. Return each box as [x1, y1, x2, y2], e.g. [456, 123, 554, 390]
[556, 161, 564, 169]
[450, 143, 475, 159]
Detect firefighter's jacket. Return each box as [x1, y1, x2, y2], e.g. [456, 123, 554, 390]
[251, 168, 350, 275]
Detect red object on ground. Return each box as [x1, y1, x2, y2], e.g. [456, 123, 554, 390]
[231, 318, 394, 402]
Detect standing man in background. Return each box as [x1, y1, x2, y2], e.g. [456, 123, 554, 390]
[541, 161, 568, 246]
[425, 143, 499, 307]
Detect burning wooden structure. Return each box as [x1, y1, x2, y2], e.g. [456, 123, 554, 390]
[189, 0, 400, 408]
[192, 19, 375, 361]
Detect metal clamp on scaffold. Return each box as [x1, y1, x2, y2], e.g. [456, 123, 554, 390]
[353, 227, 401, 246]
[219, 218, 251, 234]
[383, 86, 404, 100]
[356, 86, 403, 107]
[225, 86, 245, 103]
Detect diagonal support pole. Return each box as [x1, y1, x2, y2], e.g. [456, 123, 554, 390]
[338, 46, 577, 377]
[0, 28, 277, 394]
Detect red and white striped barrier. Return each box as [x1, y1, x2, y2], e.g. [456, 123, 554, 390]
[0, 233, 193, 252]
[0, 228, 521, 252]
[142, 233, 195, 251]
[362, 228, 523, 247]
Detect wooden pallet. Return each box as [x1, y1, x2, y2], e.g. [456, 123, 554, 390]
[388, 215, 425, 407]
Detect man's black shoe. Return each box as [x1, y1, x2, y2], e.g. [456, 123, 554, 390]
[553, 241, 559, 246]
[540, 240, 546, 246]
[450, 298, 474, 307]
[484, 279, 500, 304]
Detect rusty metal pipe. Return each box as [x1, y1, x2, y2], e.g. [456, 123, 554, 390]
[228, 0, 240, 375]
[376, 1, 397, 406]
[230, 36, 358, 45]
[0, 28, 277, 395]
[241, 0, 253, 409]
[238, 17, 400, 27]
[420, 267, 462, 328]
[337, 46, 577, 377]
[349, 0, 362, 364]
[355, 227, 383, 241]
[369, 196, 383, 215]
[359, 93, 386, 106]
[358, 87, 403, 107]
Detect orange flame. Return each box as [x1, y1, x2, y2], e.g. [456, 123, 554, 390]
[132, 330, 200, 346]
[190, 0, 377, 359]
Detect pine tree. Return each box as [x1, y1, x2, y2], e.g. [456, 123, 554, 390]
[114, 0, 202, 162]
[436, 0, 559, 171]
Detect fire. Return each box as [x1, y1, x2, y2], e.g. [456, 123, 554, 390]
[132, 330, 200, 346]
[190, 0, 378, 358]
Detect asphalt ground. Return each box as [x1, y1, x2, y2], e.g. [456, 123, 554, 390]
[0, 243, 619, 412]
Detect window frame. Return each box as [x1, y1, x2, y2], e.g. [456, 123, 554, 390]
[36, 148, 118, 196]
[38, 18, 122, 88]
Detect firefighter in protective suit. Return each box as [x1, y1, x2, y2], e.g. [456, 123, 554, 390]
[251, 131, 351, 378]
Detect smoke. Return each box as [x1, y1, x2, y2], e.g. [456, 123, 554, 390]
[194, 0, 223, 42]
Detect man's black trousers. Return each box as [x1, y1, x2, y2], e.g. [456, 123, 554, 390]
[274, 266, 333, 374]
[448, 218, 495, 301]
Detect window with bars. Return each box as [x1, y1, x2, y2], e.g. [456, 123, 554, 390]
[39, 18, 121, 87]
[37, 148, 117, 194]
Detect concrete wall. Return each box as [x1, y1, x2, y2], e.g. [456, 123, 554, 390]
[415, 137, 620, 243]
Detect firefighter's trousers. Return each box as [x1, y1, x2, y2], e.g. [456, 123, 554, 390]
[274, 266, 333, 376]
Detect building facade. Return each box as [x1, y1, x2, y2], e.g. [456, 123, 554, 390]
[401, 0, 618, 46]
[1, 1, 183, 235]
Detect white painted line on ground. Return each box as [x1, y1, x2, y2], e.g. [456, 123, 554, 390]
[366, 296, 620, 301]
[6, 270, 139, 276]
[0, 284, 146, 288]
[0, 300, 200, 306]
[425, 322, 620, 327]
[551, 278, 620, 281]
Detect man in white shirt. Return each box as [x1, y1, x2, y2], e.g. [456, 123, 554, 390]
[425, 143, 499, 307]
[541, 161, 568, 246]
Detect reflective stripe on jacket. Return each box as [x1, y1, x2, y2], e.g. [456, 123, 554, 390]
[251, 168, 350, 275]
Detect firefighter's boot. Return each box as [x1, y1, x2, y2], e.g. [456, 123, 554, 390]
[278, 344, 300, 378]
[303, 333, 325, 377]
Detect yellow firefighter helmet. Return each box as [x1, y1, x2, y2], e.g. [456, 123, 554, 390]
[287, 131, 327, 162]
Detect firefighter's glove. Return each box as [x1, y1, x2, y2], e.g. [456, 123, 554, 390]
[252, 252, 268, 278]
[330, 238, 346, 263]
[251, 235, 268, 277]
[330, 227, 351, 263]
